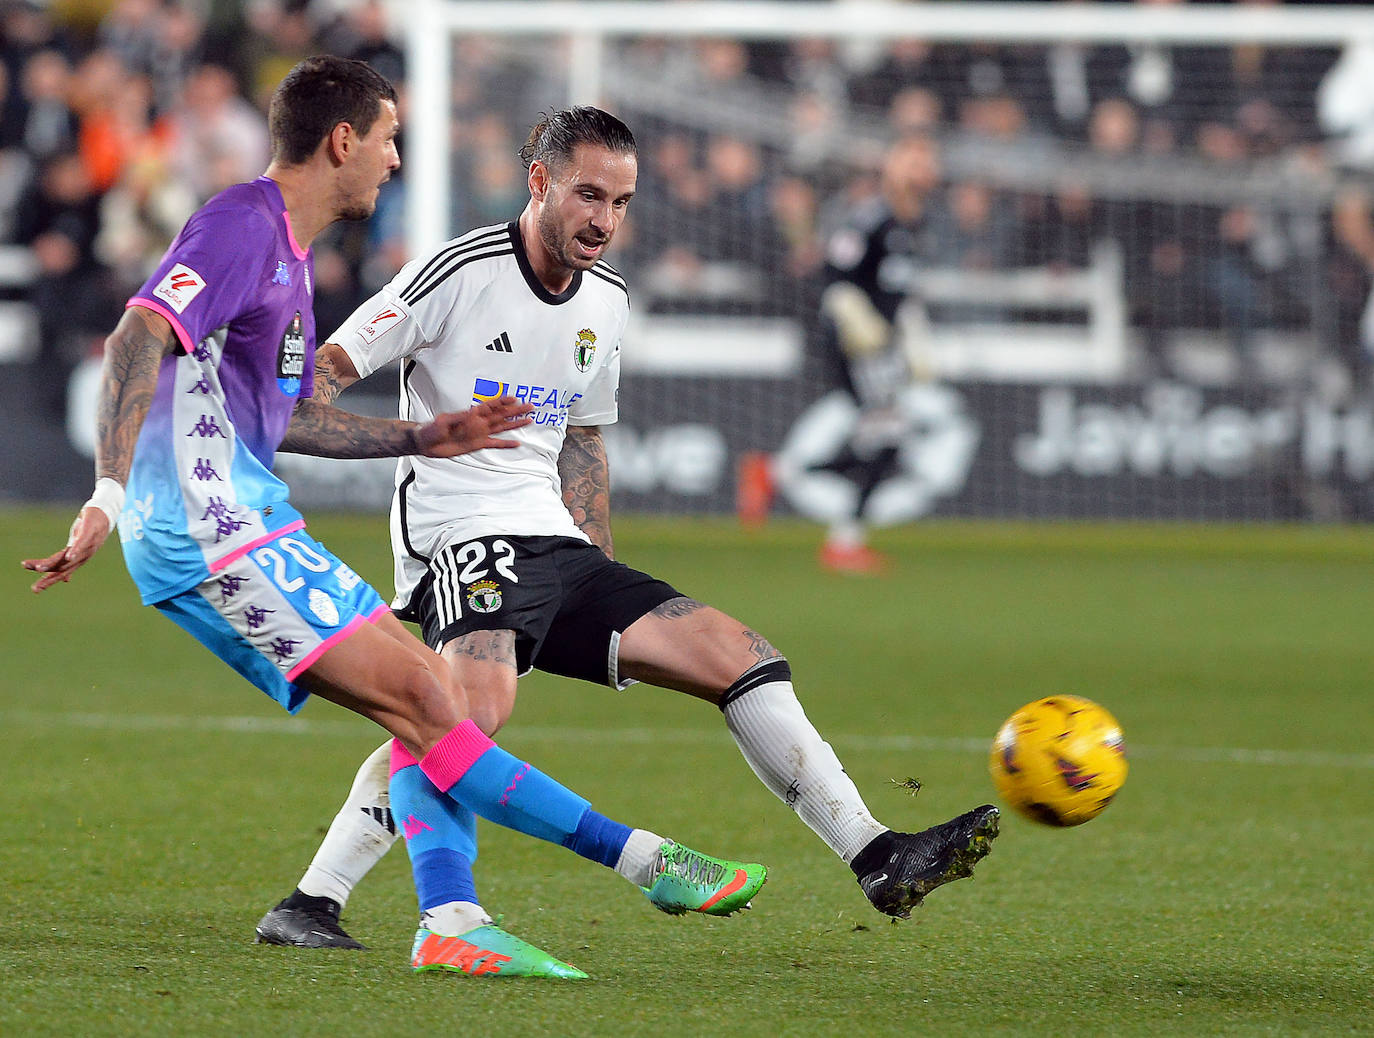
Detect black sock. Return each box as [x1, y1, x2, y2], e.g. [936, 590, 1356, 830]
[849, 829, 898, 879]
[277, 888, 341, 916]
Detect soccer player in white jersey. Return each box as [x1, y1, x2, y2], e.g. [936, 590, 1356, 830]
[255, 107, 999, 953]
[24, 60, 767, 981]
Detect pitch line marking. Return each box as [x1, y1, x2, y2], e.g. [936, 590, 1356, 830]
[4, 711, 1372, 770]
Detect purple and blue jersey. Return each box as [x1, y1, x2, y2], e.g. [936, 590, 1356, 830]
[118, 176, 318, 605]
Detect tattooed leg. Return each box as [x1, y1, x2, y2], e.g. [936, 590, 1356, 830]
[440, 629, 519, 737]
[620, 597, 888, 863]
[618, 597, 781, 701]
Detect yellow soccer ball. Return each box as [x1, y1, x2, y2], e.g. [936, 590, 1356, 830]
[989, 695, 1128, 826]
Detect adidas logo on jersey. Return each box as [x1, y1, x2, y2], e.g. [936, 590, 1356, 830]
[485, 332, 513, 353]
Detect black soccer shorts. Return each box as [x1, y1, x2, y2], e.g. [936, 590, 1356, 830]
[407, 534, 682, 687]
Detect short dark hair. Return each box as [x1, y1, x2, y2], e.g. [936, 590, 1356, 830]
[518, 106, 637, 171]
[268, 55, 398, 166]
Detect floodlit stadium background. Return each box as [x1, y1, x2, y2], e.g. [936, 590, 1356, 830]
[5, 0, 1374, 522]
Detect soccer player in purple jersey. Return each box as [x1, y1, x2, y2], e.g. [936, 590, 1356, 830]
[23, 55, 764, 979]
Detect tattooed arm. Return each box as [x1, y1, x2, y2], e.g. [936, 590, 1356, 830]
[24, 305, 179, 591]
[281, 343, 531, 460]
[96, 307, 179, 484]
[301, 343, 360, 408]
[279, 343, 399, 457]
[559, 424, 614, 558]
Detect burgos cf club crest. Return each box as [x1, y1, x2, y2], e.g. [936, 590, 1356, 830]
[573, 328, 597, 372]
[466, 580, 502, 614]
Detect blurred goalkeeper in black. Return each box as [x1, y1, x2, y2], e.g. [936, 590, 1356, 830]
[738, 135, 944, 573]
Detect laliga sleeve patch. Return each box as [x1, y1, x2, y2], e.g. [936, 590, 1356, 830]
[358, 304, 406, 344]
[152, 262, 207, 313]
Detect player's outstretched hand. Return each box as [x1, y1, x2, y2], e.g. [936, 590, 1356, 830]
[415, 395, 534, 458]
[22, 506, 112, 593]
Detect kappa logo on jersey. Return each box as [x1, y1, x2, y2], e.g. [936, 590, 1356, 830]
[472, 378, 583, 427]
[276, 311, 306, 396]
[152, 262, 206, 313]
[359, 305, 404, 344]
[466, 580, 502, 613]
[573, 328, 597, 372]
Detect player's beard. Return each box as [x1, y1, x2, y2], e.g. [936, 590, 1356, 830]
[338, 198, 377, 223]
[337, 178, 382, 224]
[538, 208, 605, 273]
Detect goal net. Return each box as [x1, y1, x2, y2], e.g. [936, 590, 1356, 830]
[362, 1, 1374, 523]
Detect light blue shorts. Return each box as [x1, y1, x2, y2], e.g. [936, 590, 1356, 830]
[155, 529, 389, 713]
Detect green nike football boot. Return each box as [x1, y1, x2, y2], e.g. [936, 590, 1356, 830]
[410, 923, 588, 979]
[643, 840, 767, 916]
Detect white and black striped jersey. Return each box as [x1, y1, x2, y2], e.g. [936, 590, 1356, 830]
[331, 220, 628, 613]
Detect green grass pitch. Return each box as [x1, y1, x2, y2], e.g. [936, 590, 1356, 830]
[3, 508, 1371, 1036]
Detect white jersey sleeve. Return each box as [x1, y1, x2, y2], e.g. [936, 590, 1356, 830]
[332, 289, 424, 378]
[330, 249, 460, 377]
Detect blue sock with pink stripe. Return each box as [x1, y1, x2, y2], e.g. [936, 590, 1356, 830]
[396, 722, 633, 867]
[389, 754, 480, 911]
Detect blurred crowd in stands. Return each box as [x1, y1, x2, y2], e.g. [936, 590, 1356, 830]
[611, 17, 1374, 391]
[0, 0, 404, 409]
[5, 0, 1374, 420]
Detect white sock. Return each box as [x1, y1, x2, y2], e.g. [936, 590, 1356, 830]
[420, 900, 492, 937]
[297, 741, 398, 907]
[613, 828, 666, 887]
[722, 678, 887, 863]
